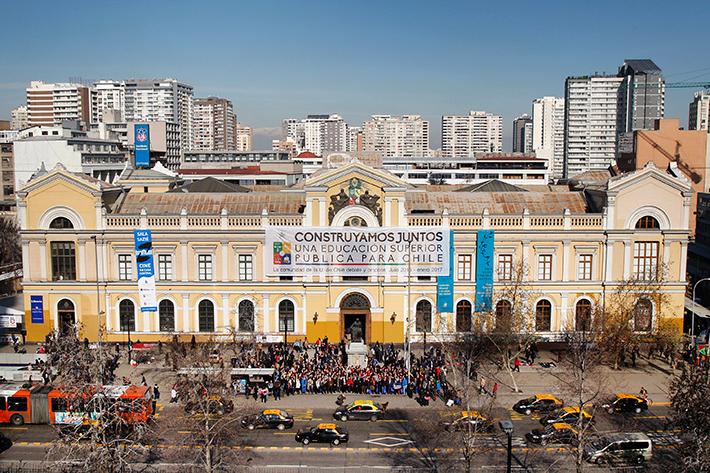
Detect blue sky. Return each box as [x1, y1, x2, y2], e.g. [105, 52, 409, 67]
[1, 0, 708, 149]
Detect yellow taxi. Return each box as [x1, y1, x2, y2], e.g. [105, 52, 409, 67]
[513, 393, 564, 415]
[540, 406, 594, 426]
[444, 410, 495, 432]
[333, 399, 388, 421]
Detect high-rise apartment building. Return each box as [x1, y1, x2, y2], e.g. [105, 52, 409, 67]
[563, 75, 623, 177]
[282, 114, 347, 156]
[532, 96, 565, 178]
[26, 81, 91, 127]
[616, 59, 665, 153]
[441, 111, 502, 157]
[512, 114, 533, 153]
[123, 79, 194, 166]
[191, 97, 237, 151]
[347, 126, 364, 153]
[689, 91, 710, 131]
[91, 80, 126, 123]
[235, 124, 253, 151]
[10, 106, 28, 130]
[362, 115, 429, 158]
[0, 130, 17, 209]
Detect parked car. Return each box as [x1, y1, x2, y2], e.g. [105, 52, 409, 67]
[525, 423, 579, 446]
[333, 400, 388, 422]
[513, 394, 564, 415]
[444, 411, 495, 432]
[540, 407, 594, 426]
[602, 394, 648, 415]
[241, 409, 294, 431]
[583, 433, 652, 465]
[295, 423, 349, 446]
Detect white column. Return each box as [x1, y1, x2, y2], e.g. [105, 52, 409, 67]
[262, 296, 270, 333]
[522, 241, 530, 281]
[560, 296, 569, 331]
[221, 241, 229, 282]
[305, 197, 314, 226]
[319, 199, 327, 226]
[222, 295, 230, 331]
[679, 241, 688, 282]
[78, 240, 87, 282]
[39, 241, 47, 281]
[663, 241, 671, 268]
[21, 241, 30, 282]
[562, 241, 570, 282]
[181, 241, 189, 282]
[623, 240, 631, 280]
[105, 295, 112, 332]
[97, 240, 106, 281]
[604, 240, 614, 281]
[182, 295, 190, 332]
[384, 198, 393, 227]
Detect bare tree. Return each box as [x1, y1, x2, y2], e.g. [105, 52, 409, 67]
[0, 216, 21, 295]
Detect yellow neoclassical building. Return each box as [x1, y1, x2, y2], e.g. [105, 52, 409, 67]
[17, 156, 691, 344]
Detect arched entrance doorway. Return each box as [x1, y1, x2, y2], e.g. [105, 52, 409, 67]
[57, 299, 75, 336]
[340, 293, 371, 343]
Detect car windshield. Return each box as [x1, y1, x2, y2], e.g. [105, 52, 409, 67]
[521, 397, 535, 404]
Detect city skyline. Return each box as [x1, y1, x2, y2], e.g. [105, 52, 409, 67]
[1, 0, 708, 150]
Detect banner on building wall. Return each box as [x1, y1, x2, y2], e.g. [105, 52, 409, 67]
[437, 231, 455, 313]
[475, 230, 495, 312]
[30, 295, 44, 324]
[265, 227, 450, 276]
[134, 123, 150, 167]
[134, 230, 157, 312]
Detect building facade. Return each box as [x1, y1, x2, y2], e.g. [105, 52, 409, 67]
[0, 131, 17, 209]
[513, 115, 533, 153]
[564, 76, 623, 177]
[282, 115, 347, 156]
[363, 115, 429, 158]
[532, 97, 565, 179]
[18, 157, 689, 344]
[10, 106, 29, 131]
[689, 91, 710, 131]
[236, 124, 253, 151]
[91, 80, 126, 124]
[191, 97, 238, 151]
[617, 59, 665, 153]
[26, 81, 91, 127]
[442, 111, 503, 157]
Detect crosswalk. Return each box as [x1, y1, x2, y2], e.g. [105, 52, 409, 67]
[646, 431, 682, 446]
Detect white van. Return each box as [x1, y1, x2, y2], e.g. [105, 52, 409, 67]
[583, 433, 652, 465]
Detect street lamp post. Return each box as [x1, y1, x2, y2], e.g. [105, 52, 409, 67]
[499, 420, 514, 473]
[692, 277, 710, 342]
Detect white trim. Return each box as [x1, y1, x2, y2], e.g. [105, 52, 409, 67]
[333, 288, 376, 309]
[532, 296, 554, 332]
[331, 205, 379, 227]
[39, 206, 85, 230]
[625, 206, 670, 231]
[55, 296, 78, 332]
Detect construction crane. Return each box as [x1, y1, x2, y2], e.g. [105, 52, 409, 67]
[665, 81, 710, 90]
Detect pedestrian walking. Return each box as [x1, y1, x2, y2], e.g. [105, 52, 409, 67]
[141, 375, 147, 386]
[170, 387, 178, 403]
[479, 377, 487, 395]
[631, 349, 637, 368]
[491, 382, 499, 398]
[513, 357, 521, 372]
[153, 383, 160, 400]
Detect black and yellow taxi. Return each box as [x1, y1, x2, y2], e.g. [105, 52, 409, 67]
[333, 400, 388, 422]
[241, 409, 294, 431]
[513, 394, 564, 415]
[602, 393, 648, 415]
[526, 422, 579, 446]
[540, 406, 594, 426]
[444, 411, 495, 432]
[295, 423, 349, 446]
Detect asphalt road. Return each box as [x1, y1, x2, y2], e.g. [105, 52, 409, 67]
[0, 400, 682, 471]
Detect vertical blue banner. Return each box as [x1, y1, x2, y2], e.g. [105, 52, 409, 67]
[134, 230, 157, 312]
[134, 123, 150, 167]
[475, 230, 495, 312]
[437, 230, 455, 313]
[30, 295, 44, 324]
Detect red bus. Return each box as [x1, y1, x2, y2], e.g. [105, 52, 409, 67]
[0, 384, 153, 426]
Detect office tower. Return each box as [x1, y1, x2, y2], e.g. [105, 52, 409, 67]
[563, 75, 623, 177]
[689, 91, 710, 131]
[532, 97, 565, 178]
[91, 80, 126, 123]
[26, 81, 91, 126]
[513, 114, 533, 153]
[235, 124, 253, 151]
[347, 126, 364, 153]
[617, 59, 665, 136]
[191, 97, 238, 151]
[10, 106, 28, 130]
[282, 114, 347, 155]
[441, 111, 502, 157]
[123, 79, 194, 165]
[362, 115, 429, 158]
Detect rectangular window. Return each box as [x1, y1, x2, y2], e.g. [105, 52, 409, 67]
[8, 396, 27, 412]
[198, 254, 213, 281]
[118, 254, 132, 280]
[238, 254, 253, 281]
[578, 254, 593, 280]
[457, 254, 472, 281]
[633, 242, 658, 280]
[51, 242, 76, 281]
[158, 254, 173, 281]
[497, 254, 513, 281]
[537, 254, 552, 280]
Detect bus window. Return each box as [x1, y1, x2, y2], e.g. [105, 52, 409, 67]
[8, 397, 28, 412]
[51, 397, 68, 412]
[0, 397, 5, 410]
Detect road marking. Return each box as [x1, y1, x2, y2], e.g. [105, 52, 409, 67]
[652, 401, 671, 406]
[377, 419, 408, 423]
[4, 427, 27, 430]
[637, 415, 666, 419]
[272, 432, 294, 435]
[369, 433, 409, 436]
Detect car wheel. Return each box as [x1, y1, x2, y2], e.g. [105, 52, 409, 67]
[370, 415, 379, 422]
[332, 439, 340, 446]
[277, 424, 285, 431]
[595, 457, 605, 465]
[635, 407, 642, 414]
[302, 438, 310, 445]
[634, 456, 645, 465]
[340, 415, 348, 422]
[10, 414, 24, 426]
[247, 424, 255, 431]
[525, 409, 532, 415]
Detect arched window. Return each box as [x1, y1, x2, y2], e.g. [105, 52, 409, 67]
[535, 300, 552, 332]
[279, 300, 295, 333]
[198, 300, 215, 332]
[344, 216, 367, 227]
[456, 300, 472, 332]
[575, 299, 592, 332]
[340, 293, 370, 309]
[49, 217, 74, 229]
[238, 300, 255, 332]
[495, 300, 512, 332]
[415, 300, 432, 332]
[159, 299, 175, 332]
[633, 298, 653, 332]
[119, 299, 135, 332]
[635, 216, 659, 229]
[57, 298, 75, 336]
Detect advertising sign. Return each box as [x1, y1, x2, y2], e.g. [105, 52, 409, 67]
[134, 230, 157, 312]
[265, 227, 450, 276]
[30, 295, 44, 324]
[0, 315, 17, 328]
[134, 123, 150, 167]
[437, 231, 455, 313]
[475, 230, 495, 312]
